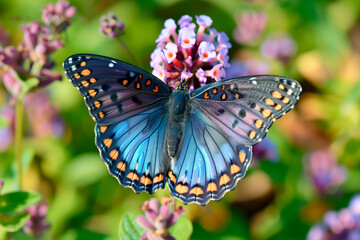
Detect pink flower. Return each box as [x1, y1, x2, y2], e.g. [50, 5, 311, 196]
[233, 11, 267, 45]
[151, 15, 231, 91]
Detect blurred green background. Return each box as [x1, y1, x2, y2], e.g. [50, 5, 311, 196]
[1, 0, 360, 239]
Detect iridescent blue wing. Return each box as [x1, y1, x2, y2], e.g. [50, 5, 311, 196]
[167, 108, 252, 205]
[190, 75, 302, 146]
[63, 54, 172, 193]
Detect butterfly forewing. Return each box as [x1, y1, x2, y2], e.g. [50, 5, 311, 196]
[63, 54, 172, 125]
[190, 75, 302, 146]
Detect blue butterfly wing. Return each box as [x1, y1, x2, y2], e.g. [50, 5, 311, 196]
[190, 75, 302, 146]
[167, 108, 252, 205]
[63, 54, 171, 124]
[63, 54, 172, 193]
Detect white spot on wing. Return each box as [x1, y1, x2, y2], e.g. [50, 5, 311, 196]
[109, 63, 114, 68]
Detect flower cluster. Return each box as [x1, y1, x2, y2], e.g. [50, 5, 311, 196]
[23, 202, 50, 237]
[0, 0, 76, 97]
[260, 34, 297, 64]
[99, 13, 125, 39]
[233, 11, 267, 45]
[307, 194, 360, 240]
[305, 149, 347, 194]
[42, 0, 76, 33]
[150, 15, 231, 91]
[137, 197, 185, 240]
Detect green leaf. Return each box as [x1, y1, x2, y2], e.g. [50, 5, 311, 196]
[119, 214, 144, 240]
[0, 115, 10, 128]
[0, 191, 42, 214]
[13, 230, 36, 240]
[0, 212, 30, 232]
[169, 214, 193, 240]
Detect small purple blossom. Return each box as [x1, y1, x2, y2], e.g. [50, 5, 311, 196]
[233, 11, 267, 45]
[151, 15, 231, 90]
[42, 0, 76, 33]
[24, 91, 65, 138]
[307, 194, 360, 240]
[260, 34, 297, 64]
[252, 138, 279, 163]
[305, 149, 347, 194]
[23, 202, 50, 237]
[137, 197, 185, 240]
[99, 13, 125, 39]
[0, 106, 15, 152]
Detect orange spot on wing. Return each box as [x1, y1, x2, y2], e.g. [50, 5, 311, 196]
[94, 101, 101, 108]
[136, 82, 141, 89]
[146, 79, 152, 86]
[219, 174, 230, 186]
[265, 98, 275, 106]
[231, 164, 241, 174]
[189, 187, 204, 196]
[122, 79, 128, 86]
[262, 109, 271, 118]
[212, 88, 218, 94]
[80, 61, 86, 67]
[272, 91, 282, 99]
[283, 97, 290, 104]
[81, 69, 91, 76]
[127, 172, 139, 181]
[100, 126, 107, 133]
[140, 175, 152, 185]
[175, 184, 189, 194]
[90, 78, 96, 83]
[138, 74, 142, 79]
[239, 151, 246, 164]
[110, 150, 119, 160]
[81, 81, 89, 87]
[117, 162, 126, 171]
[204, 92, 210, 99]
[222, 85, 225, 90]
[103, 138, 112, 148]
[255, 120, 263, 128]
[275, 104, 282, 110]
[221, 93, 227, 100]
[207, 182, 218, 192]
[74, 73, 80, 79]
[249, 130, 256, 139]
[88, 89, 97, 97]
[153, 174, 164, 183]
[278, 84, 285, 90]
[153, 85, 159, 93]
[99, 112, 104, 118]
[168, 171, 177, 183]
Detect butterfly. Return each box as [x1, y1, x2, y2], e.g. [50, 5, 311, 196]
[63, 54, 301, 205]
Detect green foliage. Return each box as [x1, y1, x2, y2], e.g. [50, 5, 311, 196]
[0, 192, 41, 214]
[169, 214, 193, 240]
[119, 214, 144, 240]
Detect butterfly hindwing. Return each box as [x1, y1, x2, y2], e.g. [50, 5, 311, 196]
[191, 75, 302, 146]
[167, 109, 252, 205]
[95, 105, 169, 194]
[63, 54, 172, 125]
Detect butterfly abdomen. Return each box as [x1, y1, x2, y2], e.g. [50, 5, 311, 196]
[165, 90, 190, 158]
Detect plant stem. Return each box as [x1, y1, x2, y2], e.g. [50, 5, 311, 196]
[15, 97, 24, 191]
[117, 37, 139, 66]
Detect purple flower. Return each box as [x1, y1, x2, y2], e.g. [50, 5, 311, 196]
[233, 11, 267, 45]
[137, 197, 185, 240]
[42, 0, 76, 33]
[260, 34, 297, 64]
[0, 106, 15, 152]
[305, 149, 347, 194]
[24, 91, 65, 138]
[307, 194, 360, 240]
[252, 138, 279, 163]
[99, 13, 125, 39]
[151, 15, 231, 91]
[23, 202, 50, 237]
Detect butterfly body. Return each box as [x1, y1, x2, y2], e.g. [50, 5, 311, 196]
[63, 54, 301, 205]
